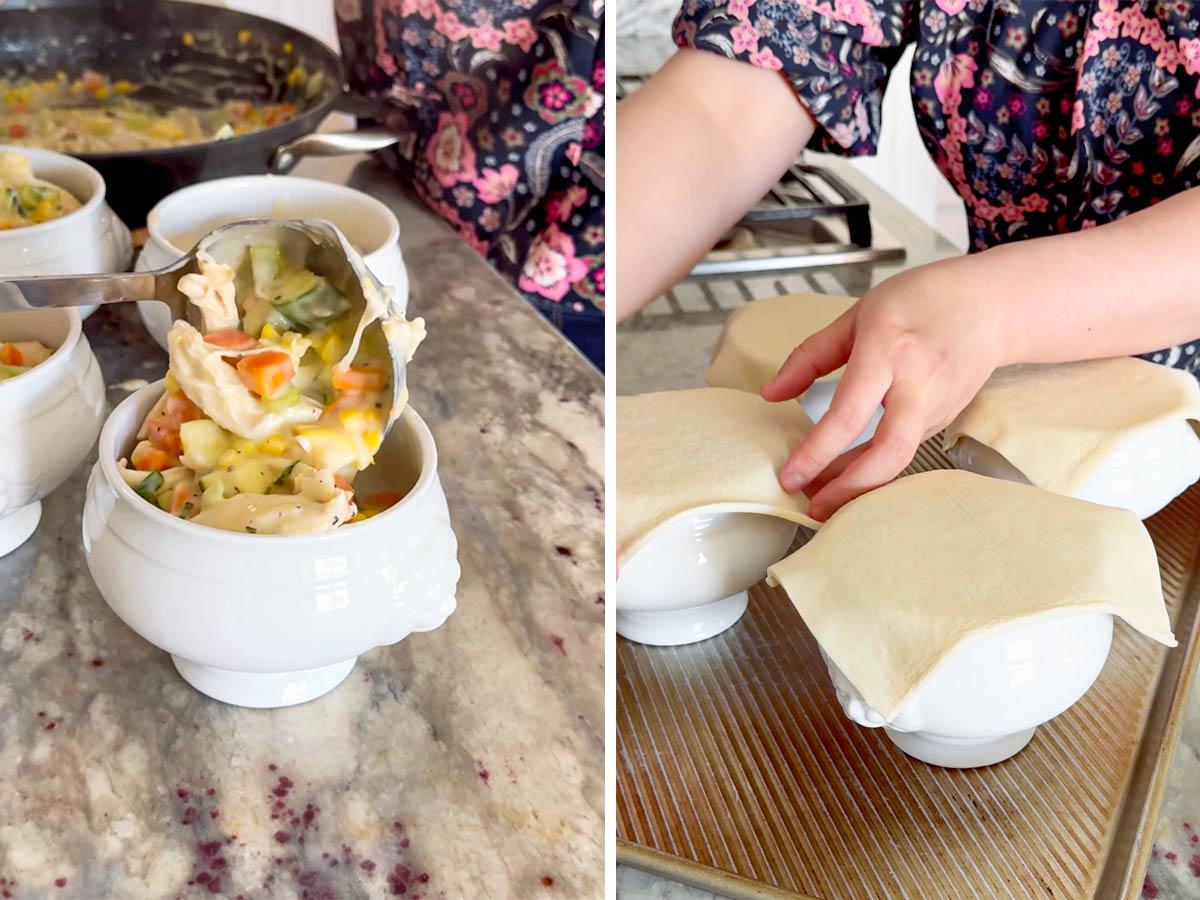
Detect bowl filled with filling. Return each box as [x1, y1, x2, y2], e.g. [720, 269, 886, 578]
[81, 228, 460, 708]
[0, 308, 106, 556]
[0, 146, 132, 313]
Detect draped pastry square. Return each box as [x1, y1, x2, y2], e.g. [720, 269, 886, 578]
[617, 388, 820, 564]
[768, 469, 1175, 721]
[944, 357, 1200, 494]
[706, 293, 856, 393]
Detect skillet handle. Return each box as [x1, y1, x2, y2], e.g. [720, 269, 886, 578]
[270, 128, 400, 174]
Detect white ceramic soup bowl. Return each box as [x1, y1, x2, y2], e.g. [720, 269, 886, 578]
[947, 419, 1200, 519]
[800, 379, 882, 450]
[82, 380, 460, 709]
[136, 175, 407, 349]
[0, 145, 132, 317]
[0, 308, 105, 555]
[617, 512, 800, 646]
[820, 611, 1114, 768]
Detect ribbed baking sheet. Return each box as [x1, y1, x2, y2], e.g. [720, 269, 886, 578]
[617, 442, 1200, 900]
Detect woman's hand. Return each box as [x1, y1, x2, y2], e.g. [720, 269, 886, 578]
[761, 264, 1010, 520]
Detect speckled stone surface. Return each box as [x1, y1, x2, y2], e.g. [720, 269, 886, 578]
[0, 157, 603, 899]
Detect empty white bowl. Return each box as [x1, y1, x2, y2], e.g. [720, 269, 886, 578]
[617, 512, 799, 646]
[82, 380, 460, 708]
[0, 145, 132, 317]
[135, 175, 407, 349]
[947, 418, 1200, 519]
[821, 611, 1114, 768]
[800, 379, 882, 450]
[0, 308, 105, 556]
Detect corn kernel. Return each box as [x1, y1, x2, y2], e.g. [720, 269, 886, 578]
[237, 29, 251, 44]
[92, 85, 109, 100]
[218, 448, 243, 468]
[182, 32, 195, 46]
[283, 40, 294, 52]
[114, 80, 131, 94]
[259, 435, 286, 456]
[260, 322, 280, 341]
[232, 438, 257, 456]
[317, 333, 345, 364]
[286, 67, 303, 87]
[165, 371, 180, 393]
[362, 430, 382, 453]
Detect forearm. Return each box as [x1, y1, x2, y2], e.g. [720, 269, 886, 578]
[917, 187, 1200, 365]
[615, 49, 815, 321]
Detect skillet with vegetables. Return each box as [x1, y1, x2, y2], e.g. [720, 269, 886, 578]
[119, 239, 422, 535]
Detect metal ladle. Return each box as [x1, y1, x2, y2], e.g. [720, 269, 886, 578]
[0, 219, 406, 436]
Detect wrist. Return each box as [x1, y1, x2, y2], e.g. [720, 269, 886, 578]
[910, 252, 1024, 368]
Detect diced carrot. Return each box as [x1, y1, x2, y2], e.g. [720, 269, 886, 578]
[331, 367, 386, 392]
[264, 103, 294, 126]
[132, 444, 177, 472]
[80, 70, 105, 91]
[236, 350, 294, 398]
[146, 414, 182, 456]
[362, 491, 404, 511]
[334, 475, 354, 494]
[0, 343, 23, 366]
[7, 123, 26, 139]
[204, 328, 258, 351]
[169, 482, 200, 517]
[165, 390, 203, 423]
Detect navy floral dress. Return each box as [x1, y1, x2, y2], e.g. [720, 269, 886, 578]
[676, 0, 1200, 374]
[336, 0, 605, 369]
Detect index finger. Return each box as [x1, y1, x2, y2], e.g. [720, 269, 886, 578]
[760, 310, 855, 402]
[778, 354, 891, 493]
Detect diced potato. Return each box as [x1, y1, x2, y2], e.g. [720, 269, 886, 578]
[180, 419, 231, 472]
[201, 475, 226, 511]
[231, 460, 273, 495]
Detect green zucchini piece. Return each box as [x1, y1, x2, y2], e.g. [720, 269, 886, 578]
[134, 470, 164, 502]
[250, 244, 282, 294]
[261, 385, 301, 412]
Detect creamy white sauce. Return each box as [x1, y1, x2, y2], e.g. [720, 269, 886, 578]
[167, 321, 322, 441]
[189, 464, 355, 535]
[176, 253, 239, 333]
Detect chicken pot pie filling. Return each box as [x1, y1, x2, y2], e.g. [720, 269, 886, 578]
[120, 244, 424, 535]
[0, 152, 80, 230]
[0, 340, 53, 380]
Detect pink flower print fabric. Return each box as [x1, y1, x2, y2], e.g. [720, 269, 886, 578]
[337, 0, 604, 366]
[676, 0, 1200, 375]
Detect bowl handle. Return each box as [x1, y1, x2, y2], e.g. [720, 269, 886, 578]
[82, 461, 117, 553]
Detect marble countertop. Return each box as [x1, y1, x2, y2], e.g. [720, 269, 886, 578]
[615, 157, 1200, 900]
[0, 155, 603, 899]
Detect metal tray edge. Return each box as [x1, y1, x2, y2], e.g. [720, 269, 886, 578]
[1107, 559, 1200, 899]
[618, 840, 818, 900]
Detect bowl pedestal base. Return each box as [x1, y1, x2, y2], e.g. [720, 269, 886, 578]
[171, 655, 357, 709]
[0, 501, 41, 558]
[616, 591, 749, 647]
[884, 725, 1036, 768]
